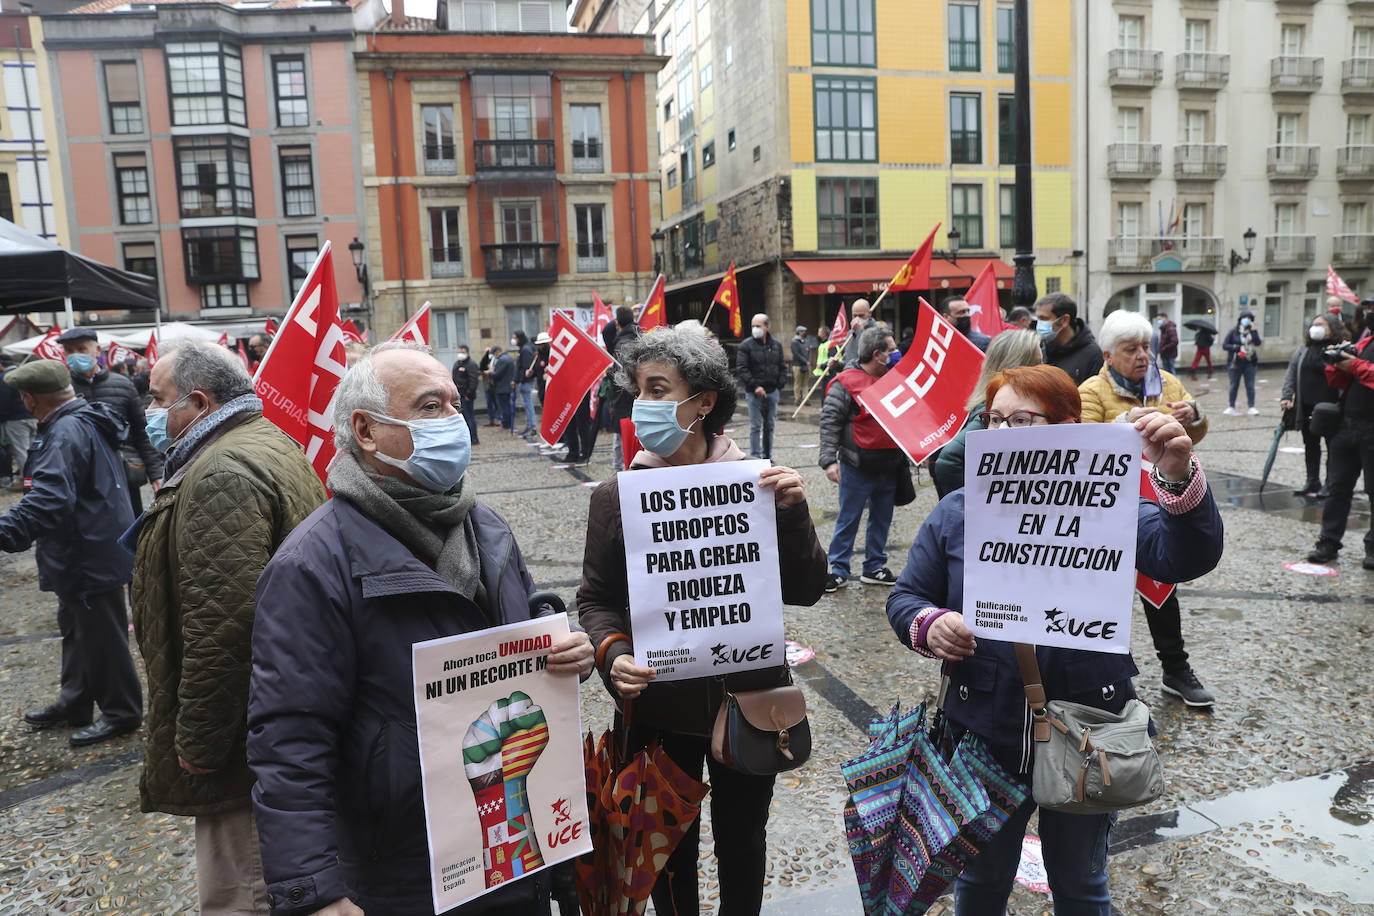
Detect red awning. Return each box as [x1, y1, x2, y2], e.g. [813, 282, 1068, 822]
[784, 257, 1014, 296]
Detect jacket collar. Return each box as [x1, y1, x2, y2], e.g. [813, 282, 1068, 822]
[37, 397, 85, 430]
[160, 411, 259, 491]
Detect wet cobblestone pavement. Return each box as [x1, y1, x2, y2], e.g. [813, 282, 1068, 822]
[3, 364, 1373, 914]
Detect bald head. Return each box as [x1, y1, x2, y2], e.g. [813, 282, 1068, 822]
[851, 299, 871, 323]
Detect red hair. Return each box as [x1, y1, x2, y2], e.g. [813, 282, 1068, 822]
[984, 365, 1081, 423]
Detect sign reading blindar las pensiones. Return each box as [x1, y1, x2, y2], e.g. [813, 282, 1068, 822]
[963, 424, 1141, 653]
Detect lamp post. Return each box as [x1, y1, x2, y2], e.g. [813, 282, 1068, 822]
[348, 236, 372, 315]
[1229, 227, 1257, 273]
[1011, 0, 1037, 310]
[940, 227, 961, 264]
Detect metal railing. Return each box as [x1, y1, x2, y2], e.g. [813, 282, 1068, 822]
[1264, 235, 1316, 266]
[1107, 48, 1163, 86]
[1174, 144, 1227, 179]
[481, 242, 559, 283]
[1108, 236, 1223, 270]
[1175, 51, 1230, 89]
[1270, 56, 1324, 91]
[430, 246, 463, 277]
[1333, 234, 1374, 265]
[1266, 145, 1320, 178]
[1106, 142, 1162, 178]
[1342, 57, 1374, 92]
[1337, 145, 1374, 178]
[473, 139, 556, 171]
[423, 143, 457, 175]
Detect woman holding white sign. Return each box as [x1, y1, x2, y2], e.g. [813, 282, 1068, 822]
[886, 365, 1223, 915]
[578, 325, 827, 916]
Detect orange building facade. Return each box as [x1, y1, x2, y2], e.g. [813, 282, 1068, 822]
[357, 25, 664, 363]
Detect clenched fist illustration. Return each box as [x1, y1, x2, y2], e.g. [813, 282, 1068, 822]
[462, 691, 549, 887]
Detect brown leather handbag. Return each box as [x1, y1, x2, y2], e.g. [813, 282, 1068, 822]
[711, 684, 811, 775]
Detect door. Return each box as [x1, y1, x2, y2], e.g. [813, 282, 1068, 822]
[431, 309, 470, 372]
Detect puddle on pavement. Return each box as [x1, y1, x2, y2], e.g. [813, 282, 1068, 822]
[1208, 473, 1370, 527]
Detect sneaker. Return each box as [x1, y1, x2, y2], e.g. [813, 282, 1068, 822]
[860, 568, 897, 586]
[824, 573, 848, 593]
[1307, 538, 1340, 564]
[1297, 479, 1322, 498]
[1222, 407, 1239, 416]
[1247, 407, 1260, 416]
[1161, 667, 1215, 707]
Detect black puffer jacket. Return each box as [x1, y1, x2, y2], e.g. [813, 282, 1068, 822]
[610, 323, 640, 420]
[71, 367, 164, 480]
[735, 334, 787, 392]
[0, 398, 134, 595]
[451, 356, 480, 401]
[1043, 321, 1105, 386]
[817, 373, 907, 474]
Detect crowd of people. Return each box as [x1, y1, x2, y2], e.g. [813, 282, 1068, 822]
[4, 285, 1370, 916]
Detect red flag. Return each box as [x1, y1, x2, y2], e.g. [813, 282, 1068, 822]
[619, 417, 642, 468]
[107, 340, 138, 366]
[389, 302, 431, 345]
[264, 317, 278, 336]
[253, 241, 348, 483]
[217, 332, 229, 347]
[33, 327, 64, 361]
[887, 223, 941, 293]
[146, 331, 159, 367]
[1327, 265, 1358, 305]
[638, 274, 667, 330]
[712, 261, 742, 337]
[853, 297, 985, 465]
[236, 340, 251, 372]
[538, 312, 614, 446]
[589, 291, 614, 343]
[341, 319, 365, 345]
[828, 303, 849, 348]
[964, 261, 1008, 340]
[1135, 461, 1177, 605]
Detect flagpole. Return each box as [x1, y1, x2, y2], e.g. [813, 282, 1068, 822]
[792, 282, 898, 417]
[701, 301, 716, 329]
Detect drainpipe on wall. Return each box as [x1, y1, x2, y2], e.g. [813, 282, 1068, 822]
[624, 70, 640, 301]
[386, 68, 409, 319]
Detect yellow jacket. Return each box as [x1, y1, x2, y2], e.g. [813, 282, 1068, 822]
[1078, 365, 1209, 444]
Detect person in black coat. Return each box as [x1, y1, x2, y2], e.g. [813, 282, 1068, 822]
[513, 330, 539, 437]
[609, 307, 640, 469]
[0, 358, 36, 489]
[735, 313, 787, 459]
[487, 345, 517, 431]
[1035, 293, 1103, 386]
[6, 359, 142, 747]
[451, 344, 481, 445]
[59, 327, 164, 514]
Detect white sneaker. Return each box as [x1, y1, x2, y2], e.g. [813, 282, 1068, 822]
[1247, 407, 1260, 416]
[1222, 407, 1239, 416]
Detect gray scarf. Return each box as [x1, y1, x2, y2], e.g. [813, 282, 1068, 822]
[327, 451, 485, 605]
[164, 393, 263, 479]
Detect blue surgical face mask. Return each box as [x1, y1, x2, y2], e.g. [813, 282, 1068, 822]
[1036, 318, 1056, 341]
[887, 349, 903, 369]
[1240, 317, 1252, 329]
[144, 391, 196, 454]
[631, 392, 701, 457]
[66, 353, 96, 375]
[367, 410, 472, 492]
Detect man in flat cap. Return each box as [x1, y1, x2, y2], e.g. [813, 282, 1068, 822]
[8, 360, 142, 746]
[59, 327, 164, 515]
[791, 324, 811, 405]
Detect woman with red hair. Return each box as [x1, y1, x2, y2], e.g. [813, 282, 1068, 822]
[886, 364, 1224, 914]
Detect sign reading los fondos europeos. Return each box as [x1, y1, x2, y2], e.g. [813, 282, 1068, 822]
[618, 459, 783, 680]
[963, 424, 1141, 653]
[412, 614, 591, 914]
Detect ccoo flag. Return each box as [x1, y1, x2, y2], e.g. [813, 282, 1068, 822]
[638, 274, 667, 330]
[1326, 265, 1358, 305]
[964, 261, 1012, 341]
[886, 223, 941, 293]
[390, 302, 432, 345]
[589, 290, 614, 342]
[828, 303, 849, 348]
[713, 260, 742, 336]
[146, 331, 160, 367]
[539, 311, 614, 447]
[33, 327, 64, 361]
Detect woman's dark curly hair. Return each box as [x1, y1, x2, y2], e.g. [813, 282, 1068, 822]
[613, 326, 738, 437]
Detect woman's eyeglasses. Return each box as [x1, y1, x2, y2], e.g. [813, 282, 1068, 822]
[977, 410, 1052, 429]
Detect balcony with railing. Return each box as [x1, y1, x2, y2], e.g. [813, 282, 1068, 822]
[1106, 143, 1162, 179]
[1175, 52, 1230, 90]
[1108, 236, 1224, 271]
[430, 245, 463, 278]
[481, 243, 558, 283]
[476, 178, 559, 285]
[473, 139, 556, 171]
[1333, 234, 1374, 265]
[423, 142, 457, 176]
[1342, 57, 1374, 94]
[1270, 56, 1323, 92]
[1265, 235, 1317, 266]
[1107, 49, 1163, 87]
[1267, 144, 1320, 179]
[1174, 144, 1227, 179]
[1337, 145, 1374, 179]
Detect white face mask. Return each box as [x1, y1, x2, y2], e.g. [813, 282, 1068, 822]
[1309, 324, 1328, 342]
[510, 338, 519, 348]
[751, 326, 765, 340]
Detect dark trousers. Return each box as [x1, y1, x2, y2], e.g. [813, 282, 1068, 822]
[1319, 418, 1374, 551]
[460, 396, 480, 444]
[626, 724, 775, 916]
[1140, 591, 1188, 673]
[484, 383, 500, 424]
[564, 397, 598, 462]
[55, 587, 142, 725]
[1299, 407, 1328, 485]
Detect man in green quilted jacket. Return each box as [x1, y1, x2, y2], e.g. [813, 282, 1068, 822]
[131, 341, 326, 916]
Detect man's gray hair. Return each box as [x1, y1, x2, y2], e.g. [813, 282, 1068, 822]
[613, 325, 738, 436]
[752, 313, 769, 326]
[165, 340, 253, 406]
[332, 340, 432, 455]
[1098, 309, 1154, 355]
[857, 325, 893, 365]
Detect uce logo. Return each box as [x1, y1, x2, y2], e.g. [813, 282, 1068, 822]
[878, 312, 956, 417]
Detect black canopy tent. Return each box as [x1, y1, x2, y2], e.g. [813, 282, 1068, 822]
[0, 217, 158, 320]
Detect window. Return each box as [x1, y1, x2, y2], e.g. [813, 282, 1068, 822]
[1276, 112, 1300, 146]
[667, 166, 678, 189]
[950, 93, 981, 163]
[1181, 202, 1206, 244]
[286, 234, 317, 300]
[184, 226, 258, 284]
[1342, 201, 1366, 234]
[1118, 201, 1142, 237]
[1347, 114, 1369, 146]
[432, 310, 470, 353]
[1046, 276, 1061, 293]
[422, 105, 456, 175]
[702, 140, 715, 167]
[123, 242, 156, 281]
[1273, 201, 1298, 235]
[664, 98, 673, 122]
[429, 208, 463, 277]
[470, 73, 552, 156]
[700, 61, 713, 90]
[998, 184, 1014, 247]
[1267, 281, 1290, 338]
[1280, 24, 1304, 57]
[725, 43, 733, 68]
[201, 283, 249, 309]
[704, 218, 717, 243]
[165, 41, 245, 127]
[661, 30, 672, 56]
[272, 56, 308, 128]
[462, 0, 495, 29]
[680, 146, 697, 205]
[996, 6, 1013, 73]
[114, 152, 152, 225]
[811, 0, 875, 66]
[0, 174, 11, 223]
[997, 94, 1015, 165]
[949, 3, 980, 71]
[506, 305, 541, 340]
[727, 128, 736, 150]
[500, 202, 537, 245]
[1116, 106, 1141, 142]
[174, 135, 253, 219]
[1355, 28, 1374, 59]
[1184, 20, 1208, 53]
[951, 183, 982, 248]
[518, 1, 552, 31]
[674, 0, 692, 50]
[1183, 110, 1207, 145]
[103, 61, 142, 134]
[570, 104, 603, 173]
[817, 177, 878, 249]
[279, 147, 315, 218]
[677, 69, 694, 133]
[575, 203, 606, 272]
[1117, 15, 1142, 50]
[814, 76, 876, 161]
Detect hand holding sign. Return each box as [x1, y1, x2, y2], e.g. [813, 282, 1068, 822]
[926, 612, 978, 660]
[1129, 408, 1194, 481]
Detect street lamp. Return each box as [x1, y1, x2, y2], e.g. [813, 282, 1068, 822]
[941, 227, 961, 264]
[1229, 227, 1257, 273]
[348, 236, 368, 285]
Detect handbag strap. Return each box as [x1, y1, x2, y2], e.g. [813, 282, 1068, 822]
[1014, 643, 1052, 742]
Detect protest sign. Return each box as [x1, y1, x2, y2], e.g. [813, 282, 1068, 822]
[617, 459, 782, 680]
[963, 423, 1141, 653]
[855, 297, 984, 465]
[412, 613, 590, 913]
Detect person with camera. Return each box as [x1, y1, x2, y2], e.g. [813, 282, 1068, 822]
[1307, 313, 1374, 568]
[1281, 314, 1345, 498]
